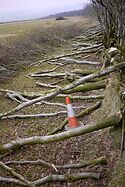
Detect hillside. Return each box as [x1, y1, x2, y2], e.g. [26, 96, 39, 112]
[44, 9, 83, 19]
[44, 4, 96, 19]
[0, 17, 94, 83]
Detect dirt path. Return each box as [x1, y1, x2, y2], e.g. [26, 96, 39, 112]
[0, 27, 119, 187]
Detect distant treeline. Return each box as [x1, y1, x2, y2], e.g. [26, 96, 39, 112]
[44, 4, 96, 19]
[0, 4, 96, 25]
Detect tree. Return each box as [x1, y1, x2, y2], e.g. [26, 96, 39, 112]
[91, 0, 125, 51]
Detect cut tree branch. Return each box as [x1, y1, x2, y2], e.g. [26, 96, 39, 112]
[48, 101, 102, 135]
[0, 62, 125, 118]
[58, 94, 104, 100]
[0, 172, 100, 186]
[0, 115, 120, 153]
[1, 111, 67, 120]
[0, 162, 35, 187]
[60, 57, 100, 65]
[36, 82, 60, 89]
[5, 156, 107, 169]
[0, 177, 25, 186]
[33, 172, 100, 185]
[30, 47, 102, 67]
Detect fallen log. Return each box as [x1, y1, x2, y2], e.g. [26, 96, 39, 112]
[29, 72, 80, 78]
[71, 42, 92, 48]
[30, 47, 101, 67]
[33, 172, 100, 185]
[36, 82, 60, 89]
[33, 64, 63, 74]
[71, 69, 97, 75]
[77, 43, 102, 51]
[0, 115, 120, 153]
[48, 101, 102, 135]
[5, 156, 107, 169]
[11, 81, 106, 99]
[0, 177, 25, 186]
[60, 57, 100, 65]
[63, 81, 106, 94]
[5, 91, 29, 103]
[0, 162, 34, 187]
[0, 62, 125, 118]
[39, 101, 86, 109]
[0, 172, 100, 186]
[1, 111, 67, 120]
[58, 94, 104, 100]
[1, 89, 104, 101]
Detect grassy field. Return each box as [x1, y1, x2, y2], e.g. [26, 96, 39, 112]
[0, 17, 94, 39]
[0, 16, 97, 83]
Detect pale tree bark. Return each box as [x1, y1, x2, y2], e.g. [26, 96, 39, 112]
[0, 115, 121, 154]
[5, 157, 107, 169]
[0, 62, 125, 118]
[48, 101, 102, 135]
[33, 172, 100, 185]
[0, 172, 100, 186]
[30, 43, 102, 66]
[0, 162, 35, 187]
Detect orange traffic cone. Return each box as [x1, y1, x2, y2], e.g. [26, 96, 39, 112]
[65, 96, 79, 130]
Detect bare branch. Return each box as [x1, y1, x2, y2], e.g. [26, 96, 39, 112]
[0, 162, 35, 187]
[33, 172, 100, 185]
[36, 82, 60, 89]
[0, 177, 25, 186]
[5, 156, 107, 169]
[48, 101, 102, 135]
[0, 115, 120, 153]
[1, 111, 67, 120]
[60, 57, 100, 65]
[0, 62, 125, 118]
[0, 173, 100, 186]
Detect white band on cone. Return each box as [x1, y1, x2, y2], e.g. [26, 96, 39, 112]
[67, 104, 75, 117]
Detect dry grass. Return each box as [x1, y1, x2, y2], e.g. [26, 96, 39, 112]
[0, 17, 95, 38]
[0, 16, 97, 83]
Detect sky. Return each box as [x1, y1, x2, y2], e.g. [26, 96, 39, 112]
[0, 0, 90, 22]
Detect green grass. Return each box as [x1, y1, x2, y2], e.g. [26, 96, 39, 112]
[0, 17, 95, 39]
[0, 16, 98, 84]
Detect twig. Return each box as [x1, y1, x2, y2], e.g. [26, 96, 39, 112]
[60, 57, 100, 65]
[36, 82, 60, 89]
[33, 172, 100, 185]
[0, 162, 35, 187]
[57, 94, 104, 100]
[0, 177, 25, 186]
[1, 111, 67, 120]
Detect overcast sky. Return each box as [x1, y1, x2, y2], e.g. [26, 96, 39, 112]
[0, 0, 90, 22]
